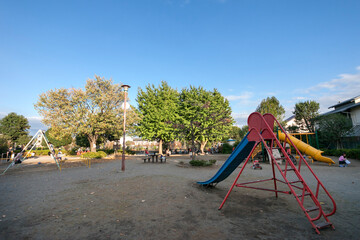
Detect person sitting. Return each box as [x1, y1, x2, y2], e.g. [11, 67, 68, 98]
[339, 153, 348, 167]
[159, 154, 166, 162]
[166, 149, 171, 156]
[57, 150, 63, 160]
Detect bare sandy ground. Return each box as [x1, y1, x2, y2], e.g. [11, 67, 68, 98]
[0, 154, 359, 239]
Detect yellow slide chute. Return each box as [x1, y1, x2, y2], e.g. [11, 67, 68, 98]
[278, 132, 335, 165]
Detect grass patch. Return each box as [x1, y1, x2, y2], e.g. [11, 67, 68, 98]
[189, 159, 216, 166]
[81, 151, 107, 159]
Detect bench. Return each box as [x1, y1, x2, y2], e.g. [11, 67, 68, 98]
[143, 155, 166, 163]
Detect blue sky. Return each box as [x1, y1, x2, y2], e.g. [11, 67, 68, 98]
[1, 0, 360, 135]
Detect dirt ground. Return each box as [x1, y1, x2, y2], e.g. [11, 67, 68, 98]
[0, 154, 359, 240]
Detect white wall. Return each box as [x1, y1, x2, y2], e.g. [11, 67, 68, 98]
[350, 106, 360, 125]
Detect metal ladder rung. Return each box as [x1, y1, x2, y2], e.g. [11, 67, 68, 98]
[289, 180, 302, 184]
[281, 168, 294, 172]
[306, 206, 319, 212]
[316, 221, 332, 229]
[296, 192, 311, 198]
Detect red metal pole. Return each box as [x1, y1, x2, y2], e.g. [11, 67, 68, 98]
[121, 91, 127, 171]
[219, 141, 259, 210]
[121, 85, 130, 171]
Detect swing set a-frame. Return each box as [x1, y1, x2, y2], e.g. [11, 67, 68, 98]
[0, 130, 61, 175]
[218, 113, 336, 234]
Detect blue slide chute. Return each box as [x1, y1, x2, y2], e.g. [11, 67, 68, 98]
[197, 133, 256, 185]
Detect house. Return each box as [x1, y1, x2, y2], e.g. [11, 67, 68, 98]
[284, 115, 309, 133]
[322, 95, 360, 137]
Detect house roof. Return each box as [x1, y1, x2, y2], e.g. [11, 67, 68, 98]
[284, 115, 295, 122]
[322, 102, 360, 116]
[328, 95, 360, 109]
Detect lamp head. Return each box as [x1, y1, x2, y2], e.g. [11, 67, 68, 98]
[121, 84, 131, 92]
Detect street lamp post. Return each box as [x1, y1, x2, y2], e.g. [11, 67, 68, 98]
[121, 84, 130, 171]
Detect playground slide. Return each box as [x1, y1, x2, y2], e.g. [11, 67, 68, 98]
[278, 132, 335, 165]
[197, 133, 256, 185]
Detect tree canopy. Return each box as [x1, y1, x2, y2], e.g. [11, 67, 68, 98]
[178, 86, 233, 157]
[0, 112, 30, 146]
[316, 113, 353, 149]
[136, 81, 179, 153]
[35, 75, 138, 152]
[45, 128, 73, 148]
[255, 96, 285, 121]
[293, 100, 320, 132]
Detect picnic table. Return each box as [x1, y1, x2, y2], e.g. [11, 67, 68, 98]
[143, 153, 166, 163]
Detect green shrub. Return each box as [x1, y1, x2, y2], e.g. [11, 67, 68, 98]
[97, 149, 115, 155]
[117, 149, 136, 155]
[221, 142, 240, 154]
[0, 136, 8, 154]
[81, 151, 107, 159]
[66, 148, 78, 156]
[189, 159, 216, 166]
[25, 150, 53, 156]
[322, 148, 360, 160]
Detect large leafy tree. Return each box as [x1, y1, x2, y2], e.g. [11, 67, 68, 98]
[35, 75, 138, 152]
[178, 86, 233, 158]
[316, 113, 353, 149]
[45, 128, 73, 148]
[239, 125, 249, 139]
[228, 126, 241, 141]
[255, 96, 285, 121]
[136, 81, 179, 154]
[0, 112, 30, 146]
[293, 100, 320, 132]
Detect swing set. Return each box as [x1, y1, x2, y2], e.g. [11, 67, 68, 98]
[0, 130, 61, 175]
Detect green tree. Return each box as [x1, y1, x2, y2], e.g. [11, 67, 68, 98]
[0, 112, 30, 146]
[228, 126, 241, 140]
[255, 96, 285, 121]
[239, 125, 249, 139]
[316, 114, 353, 149]
[35, 75, 138, 152]
[293, 100, 320, 132]
[136, 81, 179, 154]
[178, 86, 233, 158]
[16, 135, 32, 146]
[45, 128, 73, 148]
[0, 136, 9, 154]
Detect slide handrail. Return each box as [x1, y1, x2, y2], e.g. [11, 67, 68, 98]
[263, 113, 336, 217]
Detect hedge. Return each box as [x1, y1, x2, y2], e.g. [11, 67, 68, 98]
[81, 151, 107, 159]
[25, 150, 56, 156]
[189, 159, 216, 166]
[322, 149, 360, 160]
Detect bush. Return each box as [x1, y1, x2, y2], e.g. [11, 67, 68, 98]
[189, 159, 216, 166]
[0, 136, 8, 154]
[97, 149, 115, 155]
[322, 148, 360, 160]
[25, 150, 53, 156]
[81, 151, 107, 159]
[65, 148, 78, 156]
[117, 148, 136, 155]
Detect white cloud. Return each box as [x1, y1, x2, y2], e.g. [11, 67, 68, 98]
[298, 66, 360, 113]
[225, 91, 253, 101]
[232, 112, 251, 127]
[27, 116, 48, 136]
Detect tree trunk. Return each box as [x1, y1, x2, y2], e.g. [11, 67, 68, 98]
[191, 137, 196, 160]
[158, 139, 163, 154]
[200, 140, 208, 154]
[88, 135, 98, 152]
